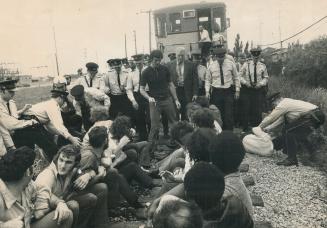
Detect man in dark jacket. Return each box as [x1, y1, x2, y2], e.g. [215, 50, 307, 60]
[167, 47, 199, 120]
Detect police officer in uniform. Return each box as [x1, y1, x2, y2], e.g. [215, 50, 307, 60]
[205, 47, 240, 130]
[104, 58, 134, 119]
[126, 54, 150, 141]
[240, 47, 269, 132]
[72, 62, 108, 94]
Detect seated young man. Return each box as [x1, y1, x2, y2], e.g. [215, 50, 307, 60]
[190, 107, 222, 134]
[155, 128, 216, 198]
[156, 121, 194, 173]
[80, 126, 157, 213]
[35, 144, 108, 228]
[184, 162, 254, 228]
[152, 195, 203, 228]
[108, 115, 152, 169]
[0, 146, 73, 228]
[209, 131, 253, 216]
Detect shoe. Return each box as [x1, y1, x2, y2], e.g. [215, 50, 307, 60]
[276, 158, 298, 166]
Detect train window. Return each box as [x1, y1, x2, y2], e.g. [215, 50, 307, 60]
[183, 10, 195, 18]
[199, 17, 209, 22]
[169, 13, 182, 32]
[156, 15, 166, 38]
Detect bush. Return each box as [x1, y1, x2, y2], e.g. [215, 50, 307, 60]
[284, 36, 327, 88]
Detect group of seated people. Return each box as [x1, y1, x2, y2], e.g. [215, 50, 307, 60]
[0, 57, 325, 227]
[0, 89, 257, 228]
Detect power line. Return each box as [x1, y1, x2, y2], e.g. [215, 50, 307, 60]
[261, 15, 327, 47]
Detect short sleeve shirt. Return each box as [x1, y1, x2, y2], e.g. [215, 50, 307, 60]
[140, 65, 171, 99]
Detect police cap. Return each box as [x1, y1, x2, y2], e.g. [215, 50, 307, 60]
[70, 85, 85, 97]
[211, 47, 227, 57]
[85, 62, 99, 71]
[131, 54, 144, 63]
[0, 77, 18, 91]
[191, 53, 202, 61]
[107, 59, 122, 67]
[250, 47, 262, 57]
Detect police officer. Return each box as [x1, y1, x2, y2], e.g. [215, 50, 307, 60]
[205, 47, 240, 130]
[72, 62, 107, 93]
[126, 54, 150, 141]
[240, 47, 269, 132]
[104, 58, 134, 119]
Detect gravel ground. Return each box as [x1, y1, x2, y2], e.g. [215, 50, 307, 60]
[245, 153, 327, 228]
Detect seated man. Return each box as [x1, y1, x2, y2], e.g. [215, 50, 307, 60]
[209, 131, 253, 216]
[156, 121, 194, 173]
[35, 145, 108, 228]
[190, 107, 222, 134]
[184, 162, 254, 228]
[70, 85, 111, 131]
[258, 93, 325, 166]
[152, 195, 203, 228]
[0, 146, 73, 228]
[80, 126, 155, 213]
[108, 115, 152, 169]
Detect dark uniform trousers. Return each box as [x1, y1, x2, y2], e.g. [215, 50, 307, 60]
[12, 123, 58, 161]
[109, 94, 134, 120]
[176, 86, 188, 121]
[240, 87, 264, 131]
[133, 92, 150, 141]
[210, 87, 234, 130]
[273, 108, 325, 162]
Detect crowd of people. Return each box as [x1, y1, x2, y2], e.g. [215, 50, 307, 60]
[0, 43, 325, 228]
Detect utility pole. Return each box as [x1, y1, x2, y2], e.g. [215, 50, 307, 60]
[133, 30, 137, 55]
[278, 10, 283, 49]
[124, 33, 128, 58]
[52, 27, 60, 76]
[138, 10, 152, 53]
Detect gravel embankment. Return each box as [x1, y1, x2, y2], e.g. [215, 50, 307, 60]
[245, 153, 327, 228]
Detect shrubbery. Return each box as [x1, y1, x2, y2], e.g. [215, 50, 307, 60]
[284, 36, 327, 88]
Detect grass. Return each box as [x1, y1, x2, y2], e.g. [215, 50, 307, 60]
[15, 85, 52, 109]
[268, 76, 327, 172]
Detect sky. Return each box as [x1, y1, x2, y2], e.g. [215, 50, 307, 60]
[0, 0, 326, 77]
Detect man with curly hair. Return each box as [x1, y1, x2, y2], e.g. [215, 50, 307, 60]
[0, 146, 73, 228]
[35, 144, 109, 228]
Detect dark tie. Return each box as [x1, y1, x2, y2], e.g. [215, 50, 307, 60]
[219, 61, 225, 86]
[138, 70, 142, 91]
[117, 71, 121, 88]
[6, 102, 11, 116]
[254, 62, 257, 84]
[89, 78, 93, 87]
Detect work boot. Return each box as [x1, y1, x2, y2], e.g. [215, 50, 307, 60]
[276, 158, 298, 166]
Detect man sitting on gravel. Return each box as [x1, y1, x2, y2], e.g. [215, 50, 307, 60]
[209, 131, 253, 216]
[257, 93, 325, 166]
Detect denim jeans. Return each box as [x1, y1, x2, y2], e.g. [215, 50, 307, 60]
[148, 97, 177, 142]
